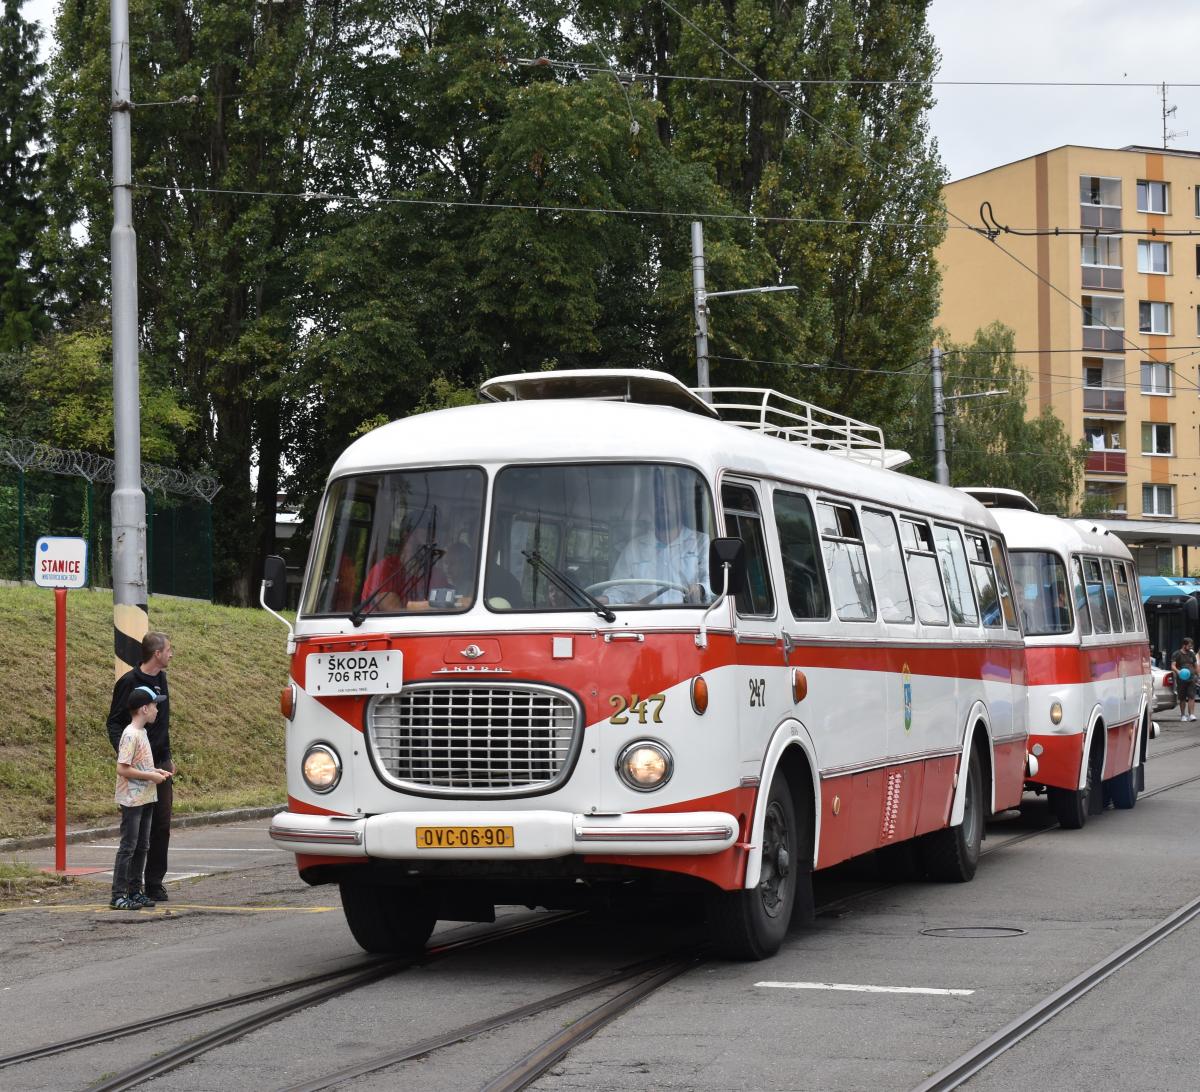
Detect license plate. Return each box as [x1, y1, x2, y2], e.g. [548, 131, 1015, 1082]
[415, 826, 515, 850]
[306, 651, 403, 696]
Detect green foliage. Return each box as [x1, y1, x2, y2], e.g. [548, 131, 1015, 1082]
[896, 323, 1087, 514]
[0, 0, 49, 350]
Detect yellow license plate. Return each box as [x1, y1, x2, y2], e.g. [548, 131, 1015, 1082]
[415, 825, 515, 849]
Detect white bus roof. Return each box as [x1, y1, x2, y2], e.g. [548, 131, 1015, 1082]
[988, 508, 1134, 562]
[331, 398, 998, 531]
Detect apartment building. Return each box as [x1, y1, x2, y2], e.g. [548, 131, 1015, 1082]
[936, 144, 1200, 574]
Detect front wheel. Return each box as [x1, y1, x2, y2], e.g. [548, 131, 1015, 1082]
[339, 883, 437, 955]
[920, 744, 983, 882]
[706, 776, 811, 960]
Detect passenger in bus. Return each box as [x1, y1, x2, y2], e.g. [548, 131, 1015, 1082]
[605, 491, 710, 605]
[361, 536, 448, 612]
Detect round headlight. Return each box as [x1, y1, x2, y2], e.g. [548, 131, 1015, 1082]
[616, 740, 674, 792]
[1049, 701, 1063, 726]
[302, 743, 341, 793]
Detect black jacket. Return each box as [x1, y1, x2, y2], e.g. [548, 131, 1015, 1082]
[107, 667, 172, 767]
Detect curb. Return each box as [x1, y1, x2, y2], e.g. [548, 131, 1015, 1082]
[0, 804, 286, 853]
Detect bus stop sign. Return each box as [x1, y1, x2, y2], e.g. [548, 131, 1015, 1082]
[34, 536, 88, 588]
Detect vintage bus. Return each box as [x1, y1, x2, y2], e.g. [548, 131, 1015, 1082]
[968, 491, 1152, 827]
[265, 370, 1030, 960]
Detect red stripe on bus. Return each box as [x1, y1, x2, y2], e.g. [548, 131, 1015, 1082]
[1025, 643, 1150, 687]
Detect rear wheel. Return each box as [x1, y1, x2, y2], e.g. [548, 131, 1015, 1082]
[1050, 733, 1103, 829]
[706, 775, 811, 960]
[921, 743, 983, 882]
[1107, 725, 1142, 811]
[339, 883, 437, 955]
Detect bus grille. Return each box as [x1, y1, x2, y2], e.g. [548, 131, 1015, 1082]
[367, 683, 582, 796]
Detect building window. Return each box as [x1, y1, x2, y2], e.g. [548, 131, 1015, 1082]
[1081, 176, 1122, 207]
[1139, 301, 1173, 335]
[1142, 484, 1175, 517]
[1137, 240, 1171, 274]
[1083, 295, 1124, 329]
[1142, 422, 1174, 455]
[1137, 180, 1169, 214]
[1083, 235, 1122, 267]
[1140, 360, 1173, 394]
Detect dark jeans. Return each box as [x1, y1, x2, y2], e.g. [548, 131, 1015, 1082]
[145, 778, 173, 889]
[112, 804, 154, 898]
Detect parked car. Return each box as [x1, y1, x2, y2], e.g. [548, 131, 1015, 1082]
[1152, 664, 1176, 713]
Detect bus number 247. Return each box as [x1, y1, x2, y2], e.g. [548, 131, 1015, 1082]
[609, 694, 666, 725]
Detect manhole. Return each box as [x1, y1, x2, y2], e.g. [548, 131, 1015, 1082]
[920, 926, 1027, 939]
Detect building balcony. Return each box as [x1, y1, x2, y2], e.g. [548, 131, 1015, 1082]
[1085, 450, 1126, 474]
[1080, 204, 1121, 230]
[1082, 385, 1126, 413]
[1083, 327, 1125, 352]
[1081, 265, 1123, 291]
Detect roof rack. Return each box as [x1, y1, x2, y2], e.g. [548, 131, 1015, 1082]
[479, 369, 898, 467]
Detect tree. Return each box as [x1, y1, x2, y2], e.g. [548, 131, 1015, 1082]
[0, 0, 49, 350]
[895, 323, 1087, 514]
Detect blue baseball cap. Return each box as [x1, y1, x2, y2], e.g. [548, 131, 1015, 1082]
[127, 685, 165, 712]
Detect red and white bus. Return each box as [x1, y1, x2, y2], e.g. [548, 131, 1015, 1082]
[969, 491, 1152, 828]
[265, 371, 1030, 959]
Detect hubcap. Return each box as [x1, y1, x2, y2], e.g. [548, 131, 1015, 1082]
[758, 800, 792, 919]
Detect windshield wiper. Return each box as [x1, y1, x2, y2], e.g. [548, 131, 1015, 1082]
[522, 550, 616, 623]
[348, 543, 443, 627]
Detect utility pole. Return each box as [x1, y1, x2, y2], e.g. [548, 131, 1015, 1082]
[931, 346, 949, 487]
[110, 0, 148, 675]
[691, 222, 711, 394]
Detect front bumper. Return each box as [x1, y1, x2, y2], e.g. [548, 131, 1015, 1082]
[270, 809, 739, 859]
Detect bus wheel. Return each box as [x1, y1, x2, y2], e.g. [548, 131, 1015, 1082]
[1050, 737, 1102, 829]
[706, 776, 809, 960]
[921, 745, 982, 882]
[339, 883, 436, 955]
[1107, 758, 1139, 810]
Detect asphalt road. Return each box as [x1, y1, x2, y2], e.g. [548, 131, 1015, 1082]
[4, 713, 1200, 1091]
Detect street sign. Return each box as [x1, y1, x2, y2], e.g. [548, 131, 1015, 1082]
[34, 536, 88, 589]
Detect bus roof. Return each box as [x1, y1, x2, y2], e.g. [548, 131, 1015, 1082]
[330, 398, 998, 530]
[988, 508, 1133, 561]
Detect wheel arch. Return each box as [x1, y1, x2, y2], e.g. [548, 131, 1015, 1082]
[1078, 707, 1106, 790]
[949, 703, 994, 826]
[743, 719, 819, 889]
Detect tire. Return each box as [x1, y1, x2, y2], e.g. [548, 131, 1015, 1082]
[921, 744, 983, 882]
[339, 883, 436, 955]
[1107, 765, 1138, 810]
[706, 775, 811, 960]
[1050, 734, 1102, 829]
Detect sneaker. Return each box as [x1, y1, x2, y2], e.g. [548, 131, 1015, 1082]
[129, 891, 156, 908]
[145, 885, 169, 902]
[110, 896, 140, 911]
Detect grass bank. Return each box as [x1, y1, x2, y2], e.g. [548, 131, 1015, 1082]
[0, 585, 291, 839]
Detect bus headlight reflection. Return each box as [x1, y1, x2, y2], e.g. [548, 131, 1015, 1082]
[1049, 701, 1063, 726]
[617, 741, 673, 791]
[302, 744, 342, 793]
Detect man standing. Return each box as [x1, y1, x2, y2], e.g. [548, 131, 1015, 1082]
[107, 632, 175, 901]
[1173, 637, 1198, 722]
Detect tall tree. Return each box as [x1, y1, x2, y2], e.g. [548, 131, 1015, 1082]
[895, 323, 1087, 514]
[0, 0, 48, 350]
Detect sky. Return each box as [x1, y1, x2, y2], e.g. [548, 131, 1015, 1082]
[19, 0, 1200, 186]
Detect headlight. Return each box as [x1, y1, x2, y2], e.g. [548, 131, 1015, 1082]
[616, 740, 674, 792]
[302, 743, 341, 793]
[1049, 701, 1063, 726]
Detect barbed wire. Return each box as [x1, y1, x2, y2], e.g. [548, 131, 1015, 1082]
[0, 435, 221, 501]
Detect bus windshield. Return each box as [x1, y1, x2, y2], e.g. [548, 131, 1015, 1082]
[302, 468, 486, 618]
[487, 463, 717, 611]
[1010, 550, 1073, 635]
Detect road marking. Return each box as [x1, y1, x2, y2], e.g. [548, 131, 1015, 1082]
[755, 981, 974, 996]
[0, 903, 336, 914]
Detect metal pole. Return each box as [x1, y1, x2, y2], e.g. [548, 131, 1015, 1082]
[54, 587, 67, 872]
[691, 221, 711, 398]
[932, 346, 950, 487]
[110, 0, 148, 675]
[16, 468, 24, 582]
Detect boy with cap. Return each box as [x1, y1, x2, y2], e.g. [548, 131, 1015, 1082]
[111, 686, 172, 911]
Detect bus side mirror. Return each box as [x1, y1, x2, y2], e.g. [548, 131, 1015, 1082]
[709, 537, 747, 597]
[262, 555, 288, 612]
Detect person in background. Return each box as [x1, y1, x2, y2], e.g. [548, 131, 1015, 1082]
[1173, 637, 1198, 722]
[107, 633, 175, 902]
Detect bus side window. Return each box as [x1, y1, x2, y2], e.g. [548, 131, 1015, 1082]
[1071, 557, 1092, 636]
[901, 518, 949, 626]
[1101, 559, 1123, 633]
[1114, 561, 1137, 631]
[1123, 562, 1143, 633]
[816, 501, 876, 622]
[965, 532, 1002, 628]
[989, 536, 1020, 631]
[1083, 556, 1112, 633]
[861, 507, 914, 623]
[772, 490, 830, 620]
[932, 523, 979, 626]
[722, 483, 775, 617]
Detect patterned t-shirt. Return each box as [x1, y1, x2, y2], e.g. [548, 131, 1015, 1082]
[115, 725, 158, 807]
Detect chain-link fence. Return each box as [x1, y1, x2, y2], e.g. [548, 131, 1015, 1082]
[0, 437, 219, 600]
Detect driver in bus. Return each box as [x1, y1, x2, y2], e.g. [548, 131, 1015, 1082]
[604, 484, 710, 606]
